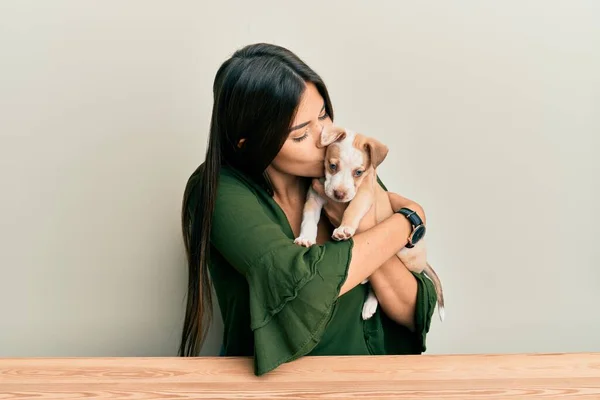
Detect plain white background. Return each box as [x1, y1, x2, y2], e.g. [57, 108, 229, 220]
[1, 1, 598, 358]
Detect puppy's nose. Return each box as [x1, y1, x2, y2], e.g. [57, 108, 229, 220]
[333, 190, 346, 200]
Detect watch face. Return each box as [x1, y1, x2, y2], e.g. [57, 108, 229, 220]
[412, 225, 426, 244]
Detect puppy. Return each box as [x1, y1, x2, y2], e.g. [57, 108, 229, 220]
[294, 125, 445, 322]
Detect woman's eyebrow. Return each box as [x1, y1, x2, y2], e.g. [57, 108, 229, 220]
[289, 104, 326, 132]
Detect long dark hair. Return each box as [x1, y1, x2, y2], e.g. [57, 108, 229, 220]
[179, 43, 335, 356]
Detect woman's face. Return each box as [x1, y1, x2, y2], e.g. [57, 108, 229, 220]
[268, 82, 333, 178]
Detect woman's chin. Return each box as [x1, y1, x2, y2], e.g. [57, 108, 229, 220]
[294, 165, 324, 178]
[313, 163, 326, 178]
[309, 168, 326, 178]
[288, 162, 325, 179]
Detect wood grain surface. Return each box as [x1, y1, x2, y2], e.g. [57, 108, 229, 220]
[1, 353, 599, 399]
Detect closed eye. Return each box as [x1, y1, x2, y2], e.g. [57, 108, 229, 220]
[292, 131, 309, 142]
[318, 107, 329, 121]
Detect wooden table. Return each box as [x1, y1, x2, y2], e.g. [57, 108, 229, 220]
[1, 353, 599, 399]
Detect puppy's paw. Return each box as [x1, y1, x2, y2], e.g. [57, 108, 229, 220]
[294, 236, 316, 247]
[361, 296, 378, 320]
[332, 225, 356, 241]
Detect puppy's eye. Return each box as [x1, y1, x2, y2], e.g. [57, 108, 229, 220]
[329, 163, 337, 171]
[354, 170, 363, 177]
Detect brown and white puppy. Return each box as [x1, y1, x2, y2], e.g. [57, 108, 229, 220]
[294, 125, 445, 321]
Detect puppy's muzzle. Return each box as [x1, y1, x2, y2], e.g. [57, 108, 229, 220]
[333, 189, 347, 201]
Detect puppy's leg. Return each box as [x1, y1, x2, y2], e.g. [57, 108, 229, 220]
[332, 181, 374, 241]
[396, 239, 427, 273]
[397, 240, 445, 321]
[362, 283, 379, 320]
[294, 187, 325, 247]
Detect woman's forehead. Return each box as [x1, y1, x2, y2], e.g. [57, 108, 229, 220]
[293, 83, 324, 124]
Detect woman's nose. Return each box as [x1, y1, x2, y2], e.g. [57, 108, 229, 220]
[315, 124, 325, 143]
[317, 122, 324, 134]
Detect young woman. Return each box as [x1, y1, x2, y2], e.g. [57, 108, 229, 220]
[180, 43, 438, 376]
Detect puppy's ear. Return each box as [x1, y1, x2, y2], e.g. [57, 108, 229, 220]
[318, 125, 346, 148]
[364, 137, 389, 168]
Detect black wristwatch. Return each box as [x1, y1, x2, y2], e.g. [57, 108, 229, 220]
[396, 207, 426, 248]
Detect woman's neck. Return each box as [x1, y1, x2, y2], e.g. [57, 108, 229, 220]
[265, 166, 309, 209]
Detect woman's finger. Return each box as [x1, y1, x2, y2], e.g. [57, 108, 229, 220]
[311, 178, 326, 198]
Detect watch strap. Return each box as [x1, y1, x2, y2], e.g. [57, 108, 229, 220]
[396, 207, 423, 227]
[396, 207, 424, 248]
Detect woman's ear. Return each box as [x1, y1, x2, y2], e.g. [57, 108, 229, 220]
[237, 138, 246, 149]
[318, 125, 346, 148]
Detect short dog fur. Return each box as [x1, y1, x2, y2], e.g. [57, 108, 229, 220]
[294, 125, 445, 321]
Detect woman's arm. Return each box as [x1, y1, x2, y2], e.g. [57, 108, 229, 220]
[354, 182, 426, 329]
[339, 207, 413, 296]
[368, 254, 419, 329]
[313, 177, 427, 329]
[367, 191, 426, 330]
[310, 177, 422, 298]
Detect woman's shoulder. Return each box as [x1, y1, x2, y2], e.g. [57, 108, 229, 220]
[187, 163, 256, 191]
[215, 166, 272, 214]
[218, 164, 253, 185]
[185, 164, 263, 209]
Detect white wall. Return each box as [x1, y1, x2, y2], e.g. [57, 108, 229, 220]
[1, 0, 598, 358]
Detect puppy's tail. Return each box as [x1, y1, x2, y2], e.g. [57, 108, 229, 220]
[423, 262, 445, 322]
